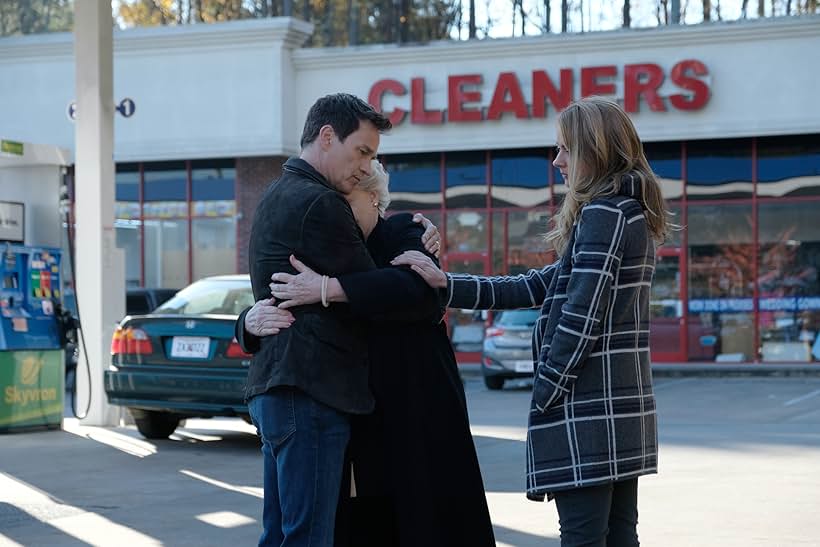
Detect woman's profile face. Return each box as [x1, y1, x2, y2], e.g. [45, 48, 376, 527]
[553, 128, 591, 188]
[346, 187, 379, 239]
[553, 139, 571, 185]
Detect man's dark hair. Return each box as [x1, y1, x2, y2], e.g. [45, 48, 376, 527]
[300, 93, 392, 148]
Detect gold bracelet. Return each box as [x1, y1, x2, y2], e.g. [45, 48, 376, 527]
[321, 275, 329, 308]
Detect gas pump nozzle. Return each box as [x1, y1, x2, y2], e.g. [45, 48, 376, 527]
[51, 298, 78, 348]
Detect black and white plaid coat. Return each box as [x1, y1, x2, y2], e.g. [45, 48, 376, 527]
[446, 176, 658, 500]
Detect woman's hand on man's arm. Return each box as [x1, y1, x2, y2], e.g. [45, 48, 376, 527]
[391, 250, 448, 289]
[269, 255, 349, 309]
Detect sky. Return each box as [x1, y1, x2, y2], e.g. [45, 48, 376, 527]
[110, 0, 784, 39]
[450, 0, 771, 40]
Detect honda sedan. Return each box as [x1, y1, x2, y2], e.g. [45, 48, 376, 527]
[104, 275, 255, 439]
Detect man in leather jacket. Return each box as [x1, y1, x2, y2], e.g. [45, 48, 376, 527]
[236, 93, 391, 547]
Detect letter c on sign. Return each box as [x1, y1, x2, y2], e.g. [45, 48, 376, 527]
[368, 79, 408, 126]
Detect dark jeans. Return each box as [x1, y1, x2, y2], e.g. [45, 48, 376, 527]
[552, 478, 640, 547]
[248, 387, 351, 547]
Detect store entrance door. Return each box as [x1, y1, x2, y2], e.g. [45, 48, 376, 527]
[650, 247, 687, 362]
[444, 252, 490, 364]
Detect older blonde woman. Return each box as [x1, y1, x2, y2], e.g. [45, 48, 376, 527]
[241, 160, 495, 547]
[394, 97, 670, 547]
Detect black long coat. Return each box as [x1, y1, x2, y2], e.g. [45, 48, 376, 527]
[334, 213, 495, 547]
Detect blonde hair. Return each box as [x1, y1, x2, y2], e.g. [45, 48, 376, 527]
[546, 96, 671, 255]
[357, 159, 391, 215]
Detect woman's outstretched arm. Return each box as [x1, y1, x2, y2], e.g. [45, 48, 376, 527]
[391, 250, 559, 311]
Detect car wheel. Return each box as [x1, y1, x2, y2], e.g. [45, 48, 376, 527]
[483, 375, 505, 390]
[130, 409, 180, 439]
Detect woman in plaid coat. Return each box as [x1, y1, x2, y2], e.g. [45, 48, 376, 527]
[393, 97, 671, 547]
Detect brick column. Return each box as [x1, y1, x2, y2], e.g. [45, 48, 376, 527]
[236, 155, 288, 273]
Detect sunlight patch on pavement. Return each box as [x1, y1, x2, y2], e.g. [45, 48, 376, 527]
[180, 469, 263, 498]
[0, 472, 160, 545]
[470, 424, 527, 441]
[0, 534, 25, 546]
[195, 510, 256, 528]
[486, 491, 558, 542]
[49, 511, 162, 545]
[170, 430, 223, 442]
[63, 418, 157, 458]
[183, 417, 258, 434]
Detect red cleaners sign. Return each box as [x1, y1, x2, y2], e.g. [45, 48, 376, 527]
[368, 60, 710, 126]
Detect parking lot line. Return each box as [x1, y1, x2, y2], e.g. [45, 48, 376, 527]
[783, 389, 820, 407]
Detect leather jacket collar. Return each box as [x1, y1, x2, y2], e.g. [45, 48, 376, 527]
[282, 157, 335, 191]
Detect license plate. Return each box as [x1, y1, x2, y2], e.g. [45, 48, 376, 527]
[171, 336, 210, 359]
[514, 360, 533, 373]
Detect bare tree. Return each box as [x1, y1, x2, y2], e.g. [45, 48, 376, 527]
[623, 0, 631, 27]
[657, 0, 670, 24]
[544, 0, 551, 32]
[561, 0, 568, 32]
[703, 0, 711, 20]
[348, 0, 358, 44]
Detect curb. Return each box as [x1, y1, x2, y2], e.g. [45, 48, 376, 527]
[651, 363, 820, 377]
[458, 363, 820, 378]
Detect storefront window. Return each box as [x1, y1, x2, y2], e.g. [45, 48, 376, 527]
[191, 160, 236, 216]
[507, 210, 552, 275]
[645, 142, 683, 201]
[490, 148, 550, 207]
[758, 134, 820, 198]
[144, 219, 189, 289]
[492, 211, 505, 275]
[688, 204, 755, 361]
[758, 202, 820, 362]
[191, 160, 237, 280]
[650, 254, 684, 357]
[445, 257, 488, 354]
[665, 203, 683, 248]
[445, 151, 486, 208]
[192, 218, 236, 280]
[144, 163, 188, 288]
[143, 163, 188, 217]
[384, 153, 441, 211]
[115, 164, 142, 288]
[686, 139, 753, 200]
[446, 210, 487, 254]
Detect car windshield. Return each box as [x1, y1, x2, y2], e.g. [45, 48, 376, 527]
[495, 309, 539, 327]
[154, 279, 254, 316]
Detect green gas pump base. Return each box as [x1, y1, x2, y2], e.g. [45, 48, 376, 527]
[0, 349, 64, 433]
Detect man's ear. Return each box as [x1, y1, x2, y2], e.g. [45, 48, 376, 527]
[318, 125, 335, 151]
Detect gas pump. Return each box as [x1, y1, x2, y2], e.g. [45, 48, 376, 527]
[0, 243, 73, 432]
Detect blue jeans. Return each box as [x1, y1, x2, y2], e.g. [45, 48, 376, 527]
[248, 387, 351, 547]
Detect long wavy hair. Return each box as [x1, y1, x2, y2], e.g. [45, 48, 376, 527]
[546, 97, 671, 255]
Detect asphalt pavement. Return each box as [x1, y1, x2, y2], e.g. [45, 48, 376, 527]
[2, 376, 820, 546]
